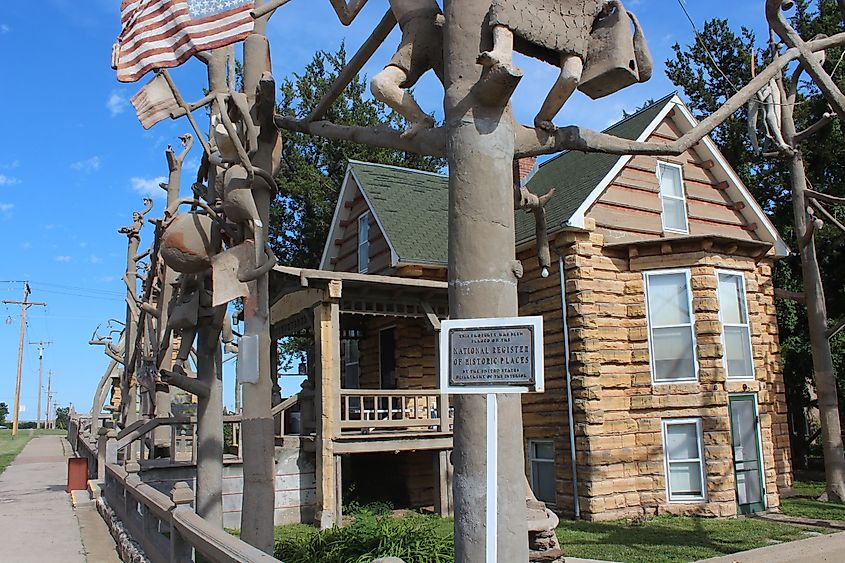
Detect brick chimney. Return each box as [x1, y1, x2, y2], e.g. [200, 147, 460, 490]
[513, 156, 538, 188]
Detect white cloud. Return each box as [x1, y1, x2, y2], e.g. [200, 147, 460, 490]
[0, 25, 10, 34]
[55, 255, 72, 263]
[0, 174, 20, 186]
[130, 176, 167, 198]
[107, 91, 128, 116]
[0, 160, 19, 169]
[89, 255, 103, 264]
[70, 156, 101, 172]
[21, 241, 31, 249]
[0, 203, 13, 212]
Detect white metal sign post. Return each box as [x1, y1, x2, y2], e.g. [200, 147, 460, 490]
[440, 316, 545, 563]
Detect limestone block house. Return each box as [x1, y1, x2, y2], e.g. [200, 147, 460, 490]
[271, 93, 794, 525]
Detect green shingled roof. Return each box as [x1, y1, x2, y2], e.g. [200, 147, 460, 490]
[347, 94, 674, 265]
[514, 92, 675, 242]
[349, 161, 449, 265]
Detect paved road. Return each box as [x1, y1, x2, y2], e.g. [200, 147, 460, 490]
[0, 435, 119, 563]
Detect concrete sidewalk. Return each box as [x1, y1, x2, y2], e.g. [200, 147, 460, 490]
[695, 529, 845, 562]
[0, 435, 119, 563]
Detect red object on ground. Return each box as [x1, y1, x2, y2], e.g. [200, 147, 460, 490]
[66, 457, 88, 493]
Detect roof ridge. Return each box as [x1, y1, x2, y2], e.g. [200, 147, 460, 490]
[348, 159, 447, 179]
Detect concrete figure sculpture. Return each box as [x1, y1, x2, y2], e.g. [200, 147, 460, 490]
[479, 0, 653, 131]
[332, 0, 444, 138]
[747, 77, 790, 154]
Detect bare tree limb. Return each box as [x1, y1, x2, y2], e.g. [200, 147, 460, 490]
[272, 32, 845, 159]
[807, 189, 845, 206]
[828, 317, 845, 340]
[794, 113, 834, 143]
[767, 0, 845, 122]
[800, 208, 823, 247]
[160, 368, 210, 398]
[776, 288, 806, 303]
[250, 0, 295, 19]
[810, 199, 845, 234]
[307, 9, 396, 122]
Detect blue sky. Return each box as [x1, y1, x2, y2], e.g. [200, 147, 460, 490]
[0, 0, 771, 416]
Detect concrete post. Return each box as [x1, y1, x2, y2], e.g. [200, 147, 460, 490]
[443, 1, 528, 559]
[238, 0, 279, 551]
[170, 482, 195, 563]
[97, 427, 110, 480]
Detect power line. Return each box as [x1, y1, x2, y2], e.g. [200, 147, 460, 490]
[676, 0, 742, 94]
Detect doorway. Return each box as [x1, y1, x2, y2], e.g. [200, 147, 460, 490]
[728, 394, 766, 514]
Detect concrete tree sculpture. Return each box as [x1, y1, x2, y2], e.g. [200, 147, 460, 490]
[743, 0, 845, 502]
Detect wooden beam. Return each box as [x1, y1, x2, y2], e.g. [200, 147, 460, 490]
[313, 301, 340, 529]
[775, 288, 806, 304]
[269, 288, 323, 325]
[827, 317, 845, 340]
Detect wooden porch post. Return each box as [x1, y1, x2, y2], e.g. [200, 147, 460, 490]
[314, 298, 341, 529]
[432, 324, 453, 516]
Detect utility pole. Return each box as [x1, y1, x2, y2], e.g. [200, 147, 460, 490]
[29, 340, 52, 430]
[45, 370, 54, 429]
[3, 283, 47, 436]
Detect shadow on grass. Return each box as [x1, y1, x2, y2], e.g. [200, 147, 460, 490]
[555, 515, 814, 563]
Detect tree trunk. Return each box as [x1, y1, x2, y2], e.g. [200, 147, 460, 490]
[444, 1, 528, 560]
[781, 94, 845, 502]
[195, 300, 224, 525]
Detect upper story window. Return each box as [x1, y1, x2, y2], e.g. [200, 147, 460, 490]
[645, 270, 698, 383]
[716, 271, 755, 379]
[357, 211, 370, 273]
[657, 161, 689, 234]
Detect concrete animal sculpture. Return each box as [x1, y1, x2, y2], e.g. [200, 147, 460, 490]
[331, 0, 444, 139]
[479, 0, 653, 131]
[160, 212, 222, 274]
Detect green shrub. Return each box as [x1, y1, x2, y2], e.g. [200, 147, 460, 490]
[274, 511, 454, 563]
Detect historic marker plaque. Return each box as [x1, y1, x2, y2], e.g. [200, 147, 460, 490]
[439, 316, 544, 394]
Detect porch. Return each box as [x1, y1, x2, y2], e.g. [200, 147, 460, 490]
[269, 265, 453, 527]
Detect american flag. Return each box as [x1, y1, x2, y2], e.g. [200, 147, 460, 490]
[130, 73, 180, 129]
[113, 0, 255, 83]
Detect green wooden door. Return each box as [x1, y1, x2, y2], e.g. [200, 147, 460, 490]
[729, 395, 766, 514]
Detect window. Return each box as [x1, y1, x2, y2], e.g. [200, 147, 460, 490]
[716, 272, 755, 379]
[657, 162, 689, 233]
[662, 419, 706, 502]
[357, 212, 369, 273]
[529, 440, 556, 505]
[344, 339, 360, 389]
[645, 270, 698, 383]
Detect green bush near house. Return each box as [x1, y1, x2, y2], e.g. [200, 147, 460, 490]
[274, 509, 453, 563]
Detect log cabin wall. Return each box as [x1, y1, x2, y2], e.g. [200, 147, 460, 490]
[593, 119, 761, 245]
[330, 177, 396, 276]
[520, 218, 792, 521]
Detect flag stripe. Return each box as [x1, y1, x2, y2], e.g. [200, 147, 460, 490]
[114, 0, 254, 83]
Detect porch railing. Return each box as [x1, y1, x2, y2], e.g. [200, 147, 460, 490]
[339, 389, 451, 433]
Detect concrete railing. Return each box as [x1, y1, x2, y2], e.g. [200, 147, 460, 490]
[103, 461, 278, 562]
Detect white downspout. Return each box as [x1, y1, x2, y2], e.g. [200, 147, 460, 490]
[556, 248, 580, 519]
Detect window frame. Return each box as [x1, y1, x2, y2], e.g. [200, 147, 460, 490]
[343, 338, 360, 389]
[662, 418, 707, 503]
[656, 161, 690, 234]
[644, 268, 700, 385]
[357, 211, 370, 273]
[715, 269, 756, 380]
[528, 440, 556, 506]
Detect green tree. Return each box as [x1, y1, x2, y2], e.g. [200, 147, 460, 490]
[55, 407, 70, 431]
[666, 0, 845, 472]
[270, 43, 445, 269]
[0, 402, 8, 425]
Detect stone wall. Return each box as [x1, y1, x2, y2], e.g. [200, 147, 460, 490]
[519, 222, 792, 521]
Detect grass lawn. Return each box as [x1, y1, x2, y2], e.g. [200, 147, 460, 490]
[267, 509, 821, 563]
[555, 515, 824, 563]
[780, 480, 845, 522]
[0, 428, 66, 475]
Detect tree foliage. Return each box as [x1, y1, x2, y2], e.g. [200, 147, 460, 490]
[0, 402, 8, 425]
[666, 0, 845, 463]
[270, 44, 445, 269]
[55, 406, 70, 431]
